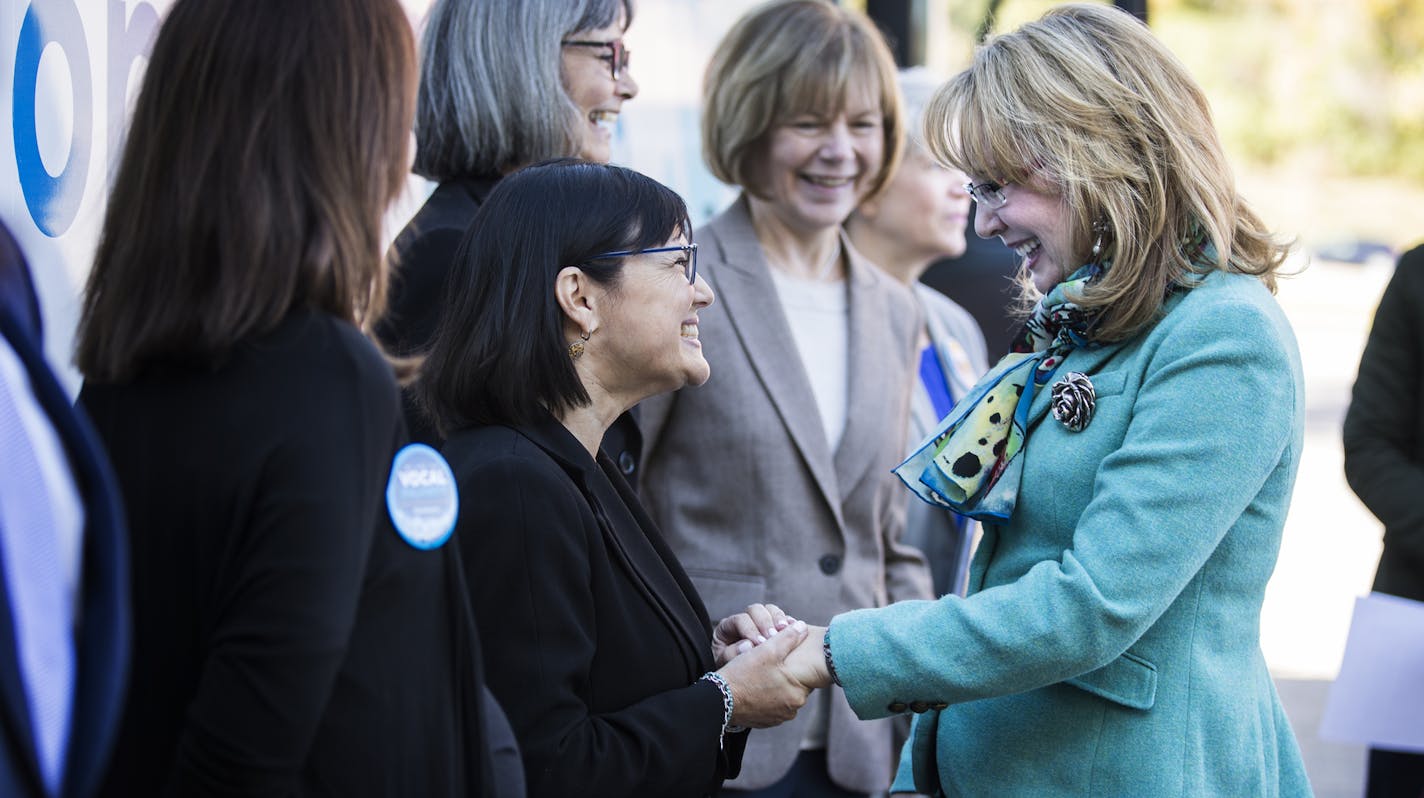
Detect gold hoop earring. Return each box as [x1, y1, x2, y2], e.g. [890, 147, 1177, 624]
[568, 329, 591, 359]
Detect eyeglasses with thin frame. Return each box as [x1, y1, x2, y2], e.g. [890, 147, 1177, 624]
[560, 39, 631, 81]
[965, 180, 1009, 209]
[587, 243, 698, 285]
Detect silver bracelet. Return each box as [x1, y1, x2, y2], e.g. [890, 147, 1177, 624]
[823, 629, 842, 686]
[698, 671, 746, 744]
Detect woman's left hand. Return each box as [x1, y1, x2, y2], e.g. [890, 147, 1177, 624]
[712, 603, 795, 666]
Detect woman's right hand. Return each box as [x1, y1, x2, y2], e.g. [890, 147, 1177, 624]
[715, 620, 813, 728]
[712, 603, 794, 666]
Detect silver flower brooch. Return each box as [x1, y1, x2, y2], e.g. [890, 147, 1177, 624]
[1051, 371, 1096, 432]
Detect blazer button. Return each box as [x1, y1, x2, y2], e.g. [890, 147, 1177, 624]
[618, 451, 636, 475]
[818, 554, 842, 575]
[888, 701, 907, 713]
[909, 701, 930, 713]
[931, 702, 948, 710]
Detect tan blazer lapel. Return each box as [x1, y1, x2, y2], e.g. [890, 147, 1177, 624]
[833, 236, 914, 499]
[704, 199, 844, 523]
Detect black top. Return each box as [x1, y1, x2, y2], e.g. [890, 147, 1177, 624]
[1344, 242, 1424, 601]
[444, 413, 746, 798]
[382, 176, 644, 486]
[82, 309, 498, 797]
[380, 176, 502, 360]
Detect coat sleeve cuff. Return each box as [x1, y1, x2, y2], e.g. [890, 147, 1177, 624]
[827, 600, 944, 719]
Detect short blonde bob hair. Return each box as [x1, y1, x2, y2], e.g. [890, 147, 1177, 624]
[925, 3, 1290, 343]
[702, 0, 903, 203]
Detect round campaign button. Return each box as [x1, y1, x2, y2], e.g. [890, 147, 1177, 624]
[385, 444, 458, 550]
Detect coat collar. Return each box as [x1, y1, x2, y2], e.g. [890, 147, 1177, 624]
[1021, 339, 1122, 437]
[446, 173, 502, 206]
[834, 235, 910, 501]
[1021, 283, 1195, 433]
[407, 174, 501, 231]
[0, 228, 41, 340]
[515, 411, 713, 673]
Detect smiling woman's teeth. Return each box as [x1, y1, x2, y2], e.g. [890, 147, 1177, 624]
[803, 175, 853, 188]
[590, 110, 618, 132]
[680, 324, 699, 339]
[1014, 239, 1042, 260]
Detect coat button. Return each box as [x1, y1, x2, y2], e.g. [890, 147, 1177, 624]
[818, 554, 841, 575]
[931, 702, 948, 710]
[618, 451, 636, 475]
[909, 701, 929, 713]
[888, 701, 907, 713]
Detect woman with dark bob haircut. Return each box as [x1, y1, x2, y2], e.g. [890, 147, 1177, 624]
[76, 0, 506, 794]
[420, 159, 817, 798]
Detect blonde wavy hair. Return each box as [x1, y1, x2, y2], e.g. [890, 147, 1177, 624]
[924, 3, 1290, 342]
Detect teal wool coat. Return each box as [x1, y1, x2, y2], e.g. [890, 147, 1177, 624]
[828, 271, 1314, 797]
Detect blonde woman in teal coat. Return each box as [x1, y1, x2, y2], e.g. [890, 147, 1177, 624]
[724, 5, 1314, 796]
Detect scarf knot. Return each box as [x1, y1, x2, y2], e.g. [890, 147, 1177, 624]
[892, 261, 1102, 521]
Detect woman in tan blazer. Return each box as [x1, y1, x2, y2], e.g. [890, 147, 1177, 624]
[637, 2, 933, 795]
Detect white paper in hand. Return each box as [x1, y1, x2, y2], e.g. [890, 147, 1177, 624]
[1318, 592, 1424, 752]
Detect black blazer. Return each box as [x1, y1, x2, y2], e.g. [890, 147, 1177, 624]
[444, 413, 746, 798]
[380, 175, 501, 362]
[381, 176, 643, 486]
[1344, 242, 1424, 601]
[0, 223, 129, 798]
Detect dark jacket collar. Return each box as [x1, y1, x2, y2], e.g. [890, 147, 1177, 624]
[445, 173, 502, 207]
[514, 410, 715, 673]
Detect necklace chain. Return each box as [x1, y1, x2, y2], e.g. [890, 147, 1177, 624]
[813, 246, 841, 279]
[770, 244, 841, 280]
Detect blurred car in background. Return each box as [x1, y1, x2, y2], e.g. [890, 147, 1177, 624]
[1312, 239, 1397, 268]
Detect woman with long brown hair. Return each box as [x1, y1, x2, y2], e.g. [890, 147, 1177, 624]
[76, 0, 502, 794]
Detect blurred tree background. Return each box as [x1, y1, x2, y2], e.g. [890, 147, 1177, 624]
[921, 0, 1424, 251]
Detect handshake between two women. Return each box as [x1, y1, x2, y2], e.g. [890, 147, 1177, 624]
[708, 604, 835, 729]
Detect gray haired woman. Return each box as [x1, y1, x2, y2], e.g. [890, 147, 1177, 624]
[378, 0, 641, 464]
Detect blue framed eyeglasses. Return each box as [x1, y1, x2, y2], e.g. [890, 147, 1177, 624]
[561, 39, 631, 81]
[587, 243, 698, 284]
[964, 180, 1009, 209]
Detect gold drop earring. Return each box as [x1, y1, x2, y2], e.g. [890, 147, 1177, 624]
[568, 329, 591, 359]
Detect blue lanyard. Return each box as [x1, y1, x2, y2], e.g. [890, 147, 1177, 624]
[919, 344, 956, 420]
